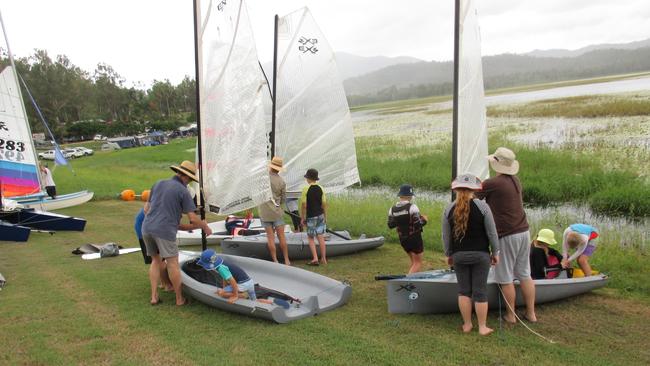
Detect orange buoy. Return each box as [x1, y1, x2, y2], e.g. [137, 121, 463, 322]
[141, 190, 150, 202]
[120, 189, 136, 201]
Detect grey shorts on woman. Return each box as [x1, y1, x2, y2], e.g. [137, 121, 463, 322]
[494, 231, 531, 283]
[452, 251, 491, 303]
[143, 233, 178, 258]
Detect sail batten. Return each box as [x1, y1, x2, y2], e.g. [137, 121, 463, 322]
[275, 8, 360, 194]
[197, 0, 271, 214]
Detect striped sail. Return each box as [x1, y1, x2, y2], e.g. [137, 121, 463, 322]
[196, 0, 271, 214]
[456, 0, 489, 180]
[275, 8, 360, 193]
[0, 66, 41, 197]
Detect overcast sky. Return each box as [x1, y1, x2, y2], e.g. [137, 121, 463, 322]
[2, 0, 649, 88]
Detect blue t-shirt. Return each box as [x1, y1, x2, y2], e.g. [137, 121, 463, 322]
[134, 208, 145, 239]
[216, 259, 251, 284]
[142, 175, 197, 241]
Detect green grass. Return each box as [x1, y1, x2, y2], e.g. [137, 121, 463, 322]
[488, 94, 650, 118]
[1, 200, 649, 365]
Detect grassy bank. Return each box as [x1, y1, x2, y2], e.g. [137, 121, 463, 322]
[488, 94, 650, 118]
[1, 200, 649, 365]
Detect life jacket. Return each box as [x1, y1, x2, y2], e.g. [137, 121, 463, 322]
[225, 215, 252, 235]
[546, 255, 560, 279]
[389, 203, 421, 237]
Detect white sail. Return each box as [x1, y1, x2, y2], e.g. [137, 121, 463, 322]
[275, 8, 360, 193]
[196, 0, 271, 214]
[0, 65, 41, 197]
[456, 0, 489, 180]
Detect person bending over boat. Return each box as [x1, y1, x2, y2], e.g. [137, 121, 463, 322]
[257, 157, 290, 265]
[475, 147, 536, 324]
[301, 169, 328, 265]
[442, 174, 499, 336]
[529, 228, 563, 279]
[197, 249, 289, 308]
[561, 224, 599, 277]
[387, 184, 428, 274]
[142, 161, 212, 306]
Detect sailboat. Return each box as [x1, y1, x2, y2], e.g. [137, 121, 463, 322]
[220, 7, 384, 260]
[0, 13, 93, 211]
[0, 11, 87, 241]
[381, 0, 607, 314]
[178, 0, 351, 323]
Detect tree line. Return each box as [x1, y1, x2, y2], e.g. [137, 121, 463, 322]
[1, 49, 196, 141]
[345, 47, 650, 106]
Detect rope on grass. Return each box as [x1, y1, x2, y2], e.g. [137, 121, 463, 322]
[497, 283, 557, 344]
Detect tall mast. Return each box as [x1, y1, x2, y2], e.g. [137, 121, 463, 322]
[0, 9, 44, 191]
[451, 0, 460, 201]
[192, 0, 207, 250]
[270, 14, 279, 157]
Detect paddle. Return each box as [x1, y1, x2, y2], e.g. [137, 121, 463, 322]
[283, 210, 350, 241]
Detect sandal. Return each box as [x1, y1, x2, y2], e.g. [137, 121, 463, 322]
[306, 261, 319, 266]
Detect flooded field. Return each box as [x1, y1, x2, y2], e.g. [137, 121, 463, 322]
[332, 186, 649, 251]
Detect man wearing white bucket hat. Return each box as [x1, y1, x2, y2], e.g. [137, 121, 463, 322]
[476, 147, 536, 324]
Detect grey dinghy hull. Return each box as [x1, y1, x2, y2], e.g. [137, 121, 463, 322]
[176, 219, 291, 246]
[220, 231, 384, 260]
[179, 251, 351, 323]
[385, 269, 608, 314]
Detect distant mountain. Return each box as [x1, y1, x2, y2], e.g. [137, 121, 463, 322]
[334, 52, 422, 79]
[344, 47, 650, 106]
[525, 38, 650, 58]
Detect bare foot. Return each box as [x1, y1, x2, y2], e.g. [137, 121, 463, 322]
[176, 297, 189, 306]
[461, 323, 473, 333]
[479, 326, 494, 336]
[284, 261, 292, 266]
[502, 314, 516, 324]
[524, 312, 538, 323]
[320, 259, 328, 265]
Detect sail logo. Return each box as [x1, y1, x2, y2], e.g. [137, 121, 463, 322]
[217, 0, 227, 11]
[298, 37, 319, 54]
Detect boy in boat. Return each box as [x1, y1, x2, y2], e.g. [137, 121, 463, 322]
[529, 228, 563, 279]
[387, 184, 428, 274]
[562, 224, 599, 277]
[196, 249, 289, 308]
[300, 168, 328, 265]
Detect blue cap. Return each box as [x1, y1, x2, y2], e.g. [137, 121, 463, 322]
[197, 249, 223, 270]
[397, 184, 414, 197]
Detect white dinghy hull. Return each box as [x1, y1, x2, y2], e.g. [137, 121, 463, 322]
[384, 269, 608, 314]
[221, 231, 384, 260]
[179, 251, 351, 323]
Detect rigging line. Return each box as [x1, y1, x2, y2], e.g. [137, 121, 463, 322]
[17, 74, 76, 175]
[496, 283, 557, 344]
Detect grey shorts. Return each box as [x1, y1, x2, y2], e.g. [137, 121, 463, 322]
[261, 219, 285, 229]
[143, 233, 178, 259]
[494, 231, 531, 283]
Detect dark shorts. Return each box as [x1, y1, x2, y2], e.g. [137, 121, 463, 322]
[45, 186, 57, 199]
[399, 233, 424, 254]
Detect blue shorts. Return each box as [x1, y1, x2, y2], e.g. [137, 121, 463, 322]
[223, 278, 257, 301]
[306, 214, 326, 238]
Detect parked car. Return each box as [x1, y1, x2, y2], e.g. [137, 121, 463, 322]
[63, 148, 80, 158]
[38, 150, 55, 160]
[72, 147, 94, 156]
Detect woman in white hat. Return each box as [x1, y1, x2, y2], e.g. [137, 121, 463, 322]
[529, 228, 563, 279]
[442, 174, 499, 336]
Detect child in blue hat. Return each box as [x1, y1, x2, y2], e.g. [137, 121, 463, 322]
[197, 249, 290, 308]
[387, 184, 428, 273]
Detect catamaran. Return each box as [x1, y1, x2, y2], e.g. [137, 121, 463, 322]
[0, 12, 92, 211]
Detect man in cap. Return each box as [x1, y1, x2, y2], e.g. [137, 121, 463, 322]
[475, 147, 536, 323]
[257, 156, 290, 265]
[142, 160, 212, 306]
